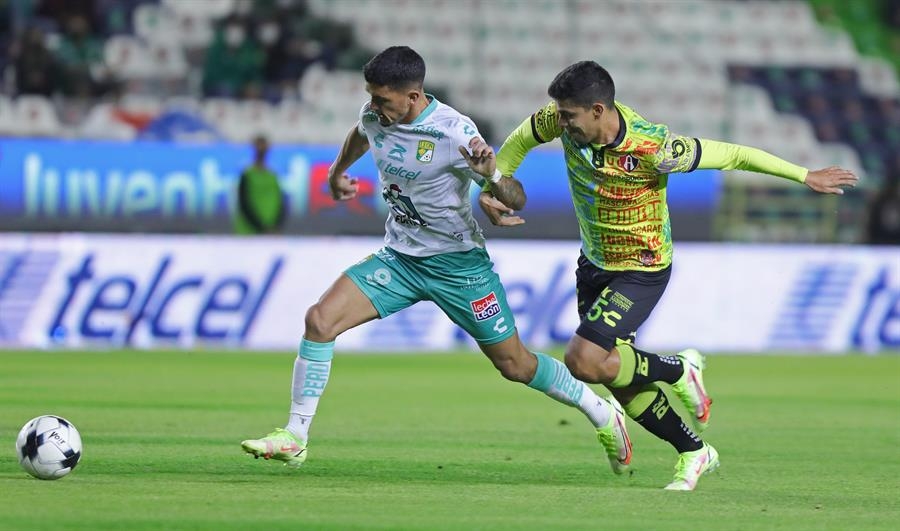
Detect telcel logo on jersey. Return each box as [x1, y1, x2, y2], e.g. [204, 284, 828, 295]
[470, 292, 501, 321]
[48, 254, 283, 344]
[377, 159, 421, 180]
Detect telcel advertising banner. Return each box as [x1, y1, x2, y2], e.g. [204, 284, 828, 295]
[0, 138, 720, 239]
[1, 234, 897, 353]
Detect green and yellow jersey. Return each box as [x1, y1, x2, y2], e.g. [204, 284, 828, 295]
[496, 100, 808, 271]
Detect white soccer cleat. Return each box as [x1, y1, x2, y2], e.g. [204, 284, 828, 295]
[671, 348, 712, 432]
[595, 395, 633, 475]
[241, 428, 307, 468]
[664, 443, 720, 491]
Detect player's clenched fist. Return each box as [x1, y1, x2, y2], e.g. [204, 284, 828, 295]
[328, 172, 359, 201]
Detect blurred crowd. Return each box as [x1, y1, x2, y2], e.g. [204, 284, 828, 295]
[0, 0, 898, 243]
[0, 0, 368, 102]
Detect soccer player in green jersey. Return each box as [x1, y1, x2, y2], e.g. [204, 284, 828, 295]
[483, 61, 859, 491]
[241, 48, 633, 475]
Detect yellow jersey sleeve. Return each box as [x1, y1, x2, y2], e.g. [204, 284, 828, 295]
[495, 101, 563, 179]
[697, 139, 808, 183]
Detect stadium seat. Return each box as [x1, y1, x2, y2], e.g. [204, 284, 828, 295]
[132, 4, 180, 45]
[235, 100, 276, 143]
[78, 103, 138, 140]
[173, 13, 215, 50]
[119, 94, 163, 116]
[162, 0, 236, 19]
[104, 35, 154, 79]
[147, 42, 189, 79]
[269, 101, 307, 144]
[13, 96, 64, 138]
[0, 95, 15, 135]
[858, 57, 900, 98]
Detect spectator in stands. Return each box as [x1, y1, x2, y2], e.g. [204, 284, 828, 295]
[93, 0, 145, 35]
[255, 17, 290, 99]
[0, 3, 12, 70]
[256, 17, 324, 100]
[235, 135, 286, 235]
[249, 0, 309, 19]
[867, 168, 900, 245]
[202, 17, 264, 98]
[55, 14, 105, 97]
[13, 26, 60, 97]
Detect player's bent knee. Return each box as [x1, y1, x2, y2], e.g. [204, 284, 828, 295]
[564, 345, 611, 384]
[563, 351, 595, 382]
[304, 304, 339, 342]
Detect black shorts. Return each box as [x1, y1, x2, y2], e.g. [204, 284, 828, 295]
[575, 252, 672, 351]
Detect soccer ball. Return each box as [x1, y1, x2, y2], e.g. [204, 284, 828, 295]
[15, 415, 83, 480]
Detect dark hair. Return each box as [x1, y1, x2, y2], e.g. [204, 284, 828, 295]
[548, 61, 615, 108]
[363, 46, 426, 90]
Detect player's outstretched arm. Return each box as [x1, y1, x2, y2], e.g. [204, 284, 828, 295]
[696, 139, 859, 194]
[328, 124, 370, 201]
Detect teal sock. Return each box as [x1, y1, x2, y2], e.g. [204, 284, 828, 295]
[527, 352, 584, 406]
[299, 338, 335, 362]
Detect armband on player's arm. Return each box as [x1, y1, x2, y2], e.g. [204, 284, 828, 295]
[697, 139, 808, 183]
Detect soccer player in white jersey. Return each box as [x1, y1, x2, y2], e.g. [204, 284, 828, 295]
[241, 46, 633, 473]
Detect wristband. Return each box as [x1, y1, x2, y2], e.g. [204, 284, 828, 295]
[489, 169, 503, 184]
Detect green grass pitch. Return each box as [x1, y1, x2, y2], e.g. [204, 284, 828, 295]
[1, 350, 898, 531]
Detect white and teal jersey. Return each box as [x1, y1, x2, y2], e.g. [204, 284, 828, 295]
[357, 96, 487, 257]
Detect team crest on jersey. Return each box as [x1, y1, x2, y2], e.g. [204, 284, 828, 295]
[618, 154, 639, 172]
[416, 140, 435, 163]
[470, 292, 501, 321]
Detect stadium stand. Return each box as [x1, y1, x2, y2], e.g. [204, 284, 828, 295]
[1, 0, 897, 242]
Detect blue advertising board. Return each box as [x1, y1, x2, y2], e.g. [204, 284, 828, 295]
[0, 138, 720, 237]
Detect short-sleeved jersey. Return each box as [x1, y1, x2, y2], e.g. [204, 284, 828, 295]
[520, 100, 701, 271]
[357, 96, 487, 257]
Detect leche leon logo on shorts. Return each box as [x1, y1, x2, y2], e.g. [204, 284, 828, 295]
[470, 291, 501, 321]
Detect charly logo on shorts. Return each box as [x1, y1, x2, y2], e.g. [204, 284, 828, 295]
[470, 291, 501, 321]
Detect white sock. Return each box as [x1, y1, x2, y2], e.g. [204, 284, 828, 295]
[285, 349, 332, 441]
[576, 383, 613, 428]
